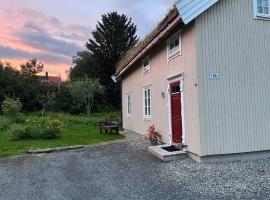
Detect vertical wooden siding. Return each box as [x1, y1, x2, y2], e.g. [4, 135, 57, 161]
[122, 24, 202, 155]
[196, 0, 270, 156]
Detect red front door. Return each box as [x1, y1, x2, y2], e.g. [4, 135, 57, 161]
[170, 81, 182, 143]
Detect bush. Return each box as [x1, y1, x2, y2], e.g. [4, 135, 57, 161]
[1, 97, 23, 122]
[0, 117, 11, 132]
[11, 117, 63, 140]
[11, 124, 29, 140]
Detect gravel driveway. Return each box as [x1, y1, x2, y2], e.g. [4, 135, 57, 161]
[0, 131, 270, 200]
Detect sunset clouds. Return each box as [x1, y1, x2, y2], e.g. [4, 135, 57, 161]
[0, 0, 175, 79]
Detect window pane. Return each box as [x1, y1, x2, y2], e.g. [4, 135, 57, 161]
[148, 107, 151, 115]
[148, 97, 150, 107]
[257, 0, 269, 14]
[148, 89, 151, 98]
[263, 7, 269, 14]
[258, 6, 263, 13]
[145, 98, 147, 107]
[145, 107, 147, 115]
[175, 39, 179, 47]
[144, 60, 149, 67]
[170, 43, 174, 50]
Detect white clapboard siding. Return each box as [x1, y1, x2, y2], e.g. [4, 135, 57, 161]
[196, 0, 270, 156]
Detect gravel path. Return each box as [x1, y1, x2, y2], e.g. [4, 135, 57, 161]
[0, 131, 269, 200]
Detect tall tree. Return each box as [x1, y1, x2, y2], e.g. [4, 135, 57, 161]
[85, 12, 139, 109]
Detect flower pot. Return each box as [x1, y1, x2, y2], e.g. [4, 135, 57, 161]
[150, 140, 158, 146]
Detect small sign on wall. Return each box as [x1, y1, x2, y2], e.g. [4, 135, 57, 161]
[209, 72, 220, 80]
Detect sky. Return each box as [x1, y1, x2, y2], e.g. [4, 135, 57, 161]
[0, 0, 176, 79]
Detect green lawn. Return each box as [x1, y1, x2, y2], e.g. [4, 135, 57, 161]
[0, 112, 124, 157]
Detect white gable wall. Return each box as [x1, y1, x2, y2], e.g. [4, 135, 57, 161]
[196, 0, 270, 156]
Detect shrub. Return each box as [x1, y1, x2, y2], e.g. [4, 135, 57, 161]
[0, 117, 11, 132]
[11, 117, 63, 140]
[11, 124, 29, 140]
[44, 119, 63, 139]
[1, 97, 23, 122]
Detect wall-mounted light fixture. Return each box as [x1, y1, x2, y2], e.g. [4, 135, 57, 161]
[161, 92, 165, 98]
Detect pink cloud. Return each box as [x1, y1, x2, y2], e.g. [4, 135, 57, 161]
[0, 6, 91, 80]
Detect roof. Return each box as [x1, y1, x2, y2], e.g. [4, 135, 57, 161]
[115, 7, 180, 76]
[176, 0, 219, 24]
[115, 0, 219, 77]
[38, 76, 62, 84]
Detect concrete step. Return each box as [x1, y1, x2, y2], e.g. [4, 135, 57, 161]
[148, 144, 187, 162]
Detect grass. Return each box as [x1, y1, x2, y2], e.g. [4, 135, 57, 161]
[0, 112, 124, 157]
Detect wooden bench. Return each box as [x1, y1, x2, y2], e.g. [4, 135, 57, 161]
[99, 121, 119, 134]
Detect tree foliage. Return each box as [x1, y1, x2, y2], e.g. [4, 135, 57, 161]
[20, 58, 44, 79]
[70, 51, 98, 80]
[37, 92, 56, 117]
[71, 12, 139, 110]
[1, 97, 23, 122]
[0, 59, 53, 111]
[67, 77, 104, 115]
[0, 12, 140, 114]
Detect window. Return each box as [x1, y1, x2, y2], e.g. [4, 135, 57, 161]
[142, 56, 150, 74]
[167, 32, 181, 60]
[254, 0, 270, 18]
[143, 86, 151, 119]
[127, 93, 132, 116]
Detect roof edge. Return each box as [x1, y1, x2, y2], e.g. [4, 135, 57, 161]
[116, 15, 182, 78]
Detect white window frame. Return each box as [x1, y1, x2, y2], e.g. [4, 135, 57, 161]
[142, 56, 150, 74]
[143, 85, 151, 120]
[127, 92, 132, 117]
[254, 0, 270, 19]
[167, 32, 181, 61]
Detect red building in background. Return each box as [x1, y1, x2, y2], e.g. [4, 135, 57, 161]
[38, 72, 62, 85]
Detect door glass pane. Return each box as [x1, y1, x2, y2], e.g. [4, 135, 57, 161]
[171, 85, 180, 94]
[171, 87, 175, 93]
[175, 85, 180, 93]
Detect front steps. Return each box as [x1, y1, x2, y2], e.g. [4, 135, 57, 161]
[148, 144, 187, 162]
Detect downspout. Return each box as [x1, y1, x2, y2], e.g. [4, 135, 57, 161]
[111, 75, 122, 128]
[120, 81, 123, 130]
